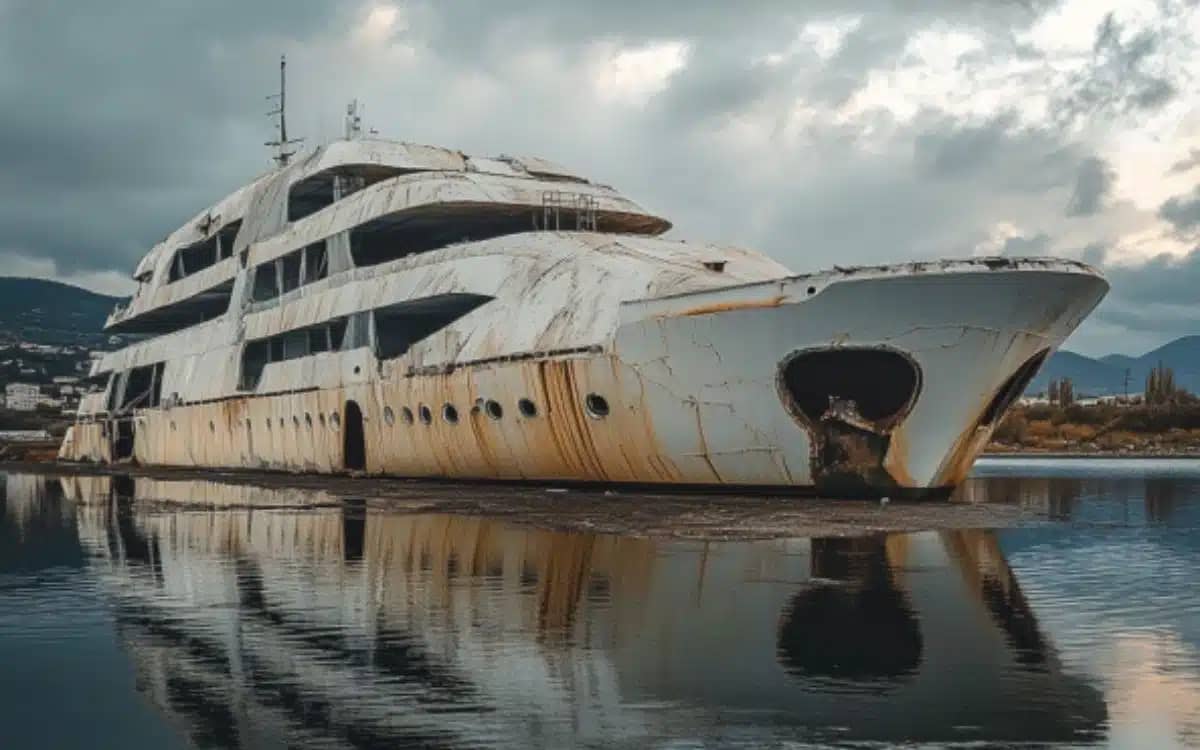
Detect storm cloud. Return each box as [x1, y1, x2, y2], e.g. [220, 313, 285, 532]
[2, 0, 1200, 356]
[1160, 187, 1200, 235]
[1067, 157, 1115, 217]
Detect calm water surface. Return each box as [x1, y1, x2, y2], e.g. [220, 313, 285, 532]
[3, 459, 1200, 748]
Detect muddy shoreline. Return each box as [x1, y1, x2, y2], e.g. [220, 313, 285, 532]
[1, 459, 1052, 541]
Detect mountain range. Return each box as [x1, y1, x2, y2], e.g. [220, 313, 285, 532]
[0, 276, 122, 347]
[1029, 336, 1200, 396]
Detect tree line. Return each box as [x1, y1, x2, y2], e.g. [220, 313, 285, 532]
[1045, 361, 1190, 406]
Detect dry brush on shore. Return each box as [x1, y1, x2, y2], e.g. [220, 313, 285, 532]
[990, 402, 1200, 454]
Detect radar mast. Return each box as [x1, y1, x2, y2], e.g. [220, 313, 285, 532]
[345, 99, 363, 140]
[265, 55, 303, 167]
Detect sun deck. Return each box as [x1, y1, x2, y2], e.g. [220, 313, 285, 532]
[104, 138, 669, 336]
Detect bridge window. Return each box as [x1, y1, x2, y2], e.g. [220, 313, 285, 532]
[349, 206, 537, 268]
[288, 165, 408, 222]
[168, 220, 242, 282]
[240, 317, 351, 390]
[250, 240, 329, 302]
[374, 294, 492, 360]
[280, 253, 302, 294]
[114, 362, 165, 412]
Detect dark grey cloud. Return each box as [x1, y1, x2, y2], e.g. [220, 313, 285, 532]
[0, 0, 343, 273]
[1055, 11, 1178, 126]
[1067, 157, 1115, 217]
[1086, 249, 1200, 337]
[1159, 187, 1200, 234]
[1169, 148, 1200, 174]
[0, 0, 1053, 278]
[414, 0, 1049, 56]
[912, 114, 1082, 191]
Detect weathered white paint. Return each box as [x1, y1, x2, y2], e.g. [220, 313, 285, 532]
[65, 135, 1109, 495]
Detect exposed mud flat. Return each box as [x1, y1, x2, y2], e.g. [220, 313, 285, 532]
[2, 460, 1044, 540]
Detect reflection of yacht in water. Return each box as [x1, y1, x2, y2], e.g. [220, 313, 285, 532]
[57, 475, 1108, 747]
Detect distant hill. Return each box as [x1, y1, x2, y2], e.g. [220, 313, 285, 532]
[0, 277, 121, 347]
[1031, 335, 1200, 396]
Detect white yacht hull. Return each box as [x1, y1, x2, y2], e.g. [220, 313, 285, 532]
[60, 258, 1106, 497]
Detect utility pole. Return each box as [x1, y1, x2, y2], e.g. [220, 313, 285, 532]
[266, 55, 303, 167]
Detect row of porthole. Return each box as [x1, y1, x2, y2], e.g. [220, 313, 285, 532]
[185, 412, 345, 434]
[178, 393, 612, 434]
[382, 393, 611, 427]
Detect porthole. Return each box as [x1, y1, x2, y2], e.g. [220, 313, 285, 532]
[443, 403, 459, 424]
[807, 286, 817, 295]
[330, 412, 341, 430]
[384, 406, 395, 426]
[585, 393, 610, 419]
[518, 398, 538, 418]
[246, 418, 253, 430]
[304, 413, 313, 430]
[209, 421, 215, 433]
[401, 406, 414, 425]
[419, 404, 433, 425]
[319, 412, 326, 427]
[278, 417, 285, 429]
[170, 421, 177, 432]
[292, 415, 300, 429]
[266, 419, 272, 431]
[484, 399, 503, 420]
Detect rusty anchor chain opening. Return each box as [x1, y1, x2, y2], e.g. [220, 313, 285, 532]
[779, 347, 922, 494]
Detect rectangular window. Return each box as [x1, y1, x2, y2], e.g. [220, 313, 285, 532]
[239, 316, 351, 389]
[280, 254, 302, 294]
[330, 319, 348, 351]
[373, 294, 492, 360]
[240, 340, 269, 390]
[308, 327, 330, 354]
[116, 362, 165, 411]
[249, 239, 330, 304]
[282, 330, 308, 360]
[304, 242, 328, 284]
[252, 264, 278, 302]
[168, 220, 241, 282]
[217, 220, 242, 261]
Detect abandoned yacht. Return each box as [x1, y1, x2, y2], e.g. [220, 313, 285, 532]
[59, 103, 1107, 496]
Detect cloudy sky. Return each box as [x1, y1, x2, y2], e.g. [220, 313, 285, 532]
[3, 0, 1200, 356]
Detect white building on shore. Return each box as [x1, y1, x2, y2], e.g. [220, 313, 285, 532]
[5, 382, 40, 411]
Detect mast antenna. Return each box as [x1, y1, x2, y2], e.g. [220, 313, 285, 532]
[345, 99, 363, 140]
[265, 55, 303, 167]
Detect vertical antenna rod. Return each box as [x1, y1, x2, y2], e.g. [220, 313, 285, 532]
[345, 99, 363, 140]
[266, 55, 303, 167]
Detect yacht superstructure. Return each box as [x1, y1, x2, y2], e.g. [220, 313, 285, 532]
[59, 120, 1107, 496]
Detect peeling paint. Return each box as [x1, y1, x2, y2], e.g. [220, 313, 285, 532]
[63, 136, 1111, 497]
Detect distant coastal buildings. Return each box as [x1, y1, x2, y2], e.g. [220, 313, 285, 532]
[5, 382, 39, 411]
[1, 337, 103, 418]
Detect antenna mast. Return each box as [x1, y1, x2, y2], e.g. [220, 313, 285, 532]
[266, 55, 303, 167]
[345, 99, 363, 140]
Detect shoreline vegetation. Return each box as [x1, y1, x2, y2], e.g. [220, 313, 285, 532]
[988, 365, 1200, 456]
[987, 403, 1200, 457]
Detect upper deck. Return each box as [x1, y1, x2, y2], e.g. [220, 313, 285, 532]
[105, 138, 671, 334]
